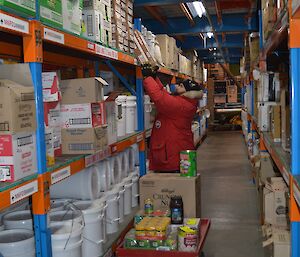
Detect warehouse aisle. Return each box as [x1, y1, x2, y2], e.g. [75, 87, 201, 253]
[198, 131, 264, 257]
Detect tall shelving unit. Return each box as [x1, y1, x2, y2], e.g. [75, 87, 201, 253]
[243, 1, 300, 256]
[0, 6, 206, 257]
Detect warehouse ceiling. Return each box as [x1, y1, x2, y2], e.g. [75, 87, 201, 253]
[134, 0, 259, 64]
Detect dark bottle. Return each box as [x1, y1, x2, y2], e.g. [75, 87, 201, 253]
[170, 196, 184, 224]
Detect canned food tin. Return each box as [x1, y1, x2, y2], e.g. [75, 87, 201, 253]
[144, 198, 154, 215]
[180, 150, 197, 177]
[178, 226, 198, 252]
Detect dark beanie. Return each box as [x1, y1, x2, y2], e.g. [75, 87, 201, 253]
[182, 79, 201, 92]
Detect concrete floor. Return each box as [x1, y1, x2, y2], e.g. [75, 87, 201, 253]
[198, 131, 264, 257]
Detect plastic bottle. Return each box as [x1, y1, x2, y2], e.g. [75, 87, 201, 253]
[170, 196, 184, 224]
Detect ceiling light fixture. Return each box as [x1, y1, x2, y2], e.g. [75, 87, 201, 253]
[193, 1, 206, 18]
[207, 32, 214, 38]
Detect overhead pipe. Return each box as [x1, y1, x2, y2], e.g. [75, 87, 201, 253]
[202, 0, 242, 88]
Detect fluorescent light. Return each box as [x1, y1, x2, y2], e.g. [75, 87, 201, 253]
[207, 32, 213, 38]
[213, 47, 217, 50]
[193, 1, 206, 18]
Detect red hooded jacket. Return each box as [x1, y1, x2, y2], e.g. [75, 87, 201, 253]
[143, 76, 199, 171]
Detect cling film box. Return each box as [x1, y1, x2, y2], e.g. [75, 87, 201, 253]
[0, 0, 36, 17]
[140, 173, 201, 218]
[40, 0, 63, 28]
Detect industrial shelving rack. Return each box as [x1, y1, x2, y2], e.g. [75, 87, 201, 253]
[244, 2, 300, 257]
[0, 9, 206, 257]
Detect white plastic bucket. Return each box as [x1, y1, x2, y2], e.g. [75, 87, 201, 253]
[93, 197, 107, 243]
[123, 178, 133, 215]
[50, 199, 74, 212]
[49, 210, 83, 226]
[109, 156, 122, 185]
[72, 200, 106, 257]
[126, 96, 137, 134]
[50, 222, 83, 249]
[131, 144, 139, 166]
[104, 190, 120, 234]
[0, 223, 4, 231]
[3, 210, 33, 230]
[50, 166, 99, 200]
[52, 239, 82, 257]
[130, 174, 139, 208]
[116, 95, 127, 137]
[114, 183, 125, 223]
[121, 151, 129, 179]
[95, 160, 111, 193]
[0, 229, 35, 257]
[126, 147, 136, 173]
[144, 95, 152, 130]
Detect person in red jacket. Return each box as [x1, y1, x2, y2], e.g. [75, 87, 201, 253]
[142, 64, 203, 172]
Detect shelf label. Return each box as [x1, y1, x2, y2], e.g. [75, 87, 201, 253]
[87, 42, 95, 51]
[0, 13, 29, 34]
[51, 166, 71, 184]
[43, 28, 64, 44]
[137, 134, 144, 142]
[85, 147, 110, 167]
[294, 184, 300, 208]
[96, 45, 118, 60]
[10, 180, 38, 204]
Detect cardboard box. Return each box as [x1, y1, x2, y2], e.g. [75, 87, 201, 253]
[40, 0, 63, 28]
[263, 229, 290, 257]
[0, 0, 36, 17]
[42, 72, 61, 102]
[62, 126, 108, 154]
[0, 132, 37, 182]
[134, 30, 156, 65]
[271, 105, 281, 142]
[82, 9, 102, 42]
[0, 79, 36, 133]
[45, 127, 55, 166]
[83, 0, 101, 10]
[104, 99, 117, 145]
[156, 34, 170, 67]
[139, 173, 201, 218]
[61, 102, 106, 129]
[263, 177, 289, 228]
[43, 102, 61, 128]
[62, 0, 83, 35]
[227, 85, 238, 103]
[60, 77, 108, 104]
[281, 90, 290, 151]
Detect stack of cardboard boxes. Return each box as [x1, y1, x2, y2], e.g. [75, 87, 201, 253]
[60, 77, 109, 154]
[0, 80, 37, 182]
[111, 0, 134, 53]
[42, 72, 62, 166]
[156, 35, 179, 70]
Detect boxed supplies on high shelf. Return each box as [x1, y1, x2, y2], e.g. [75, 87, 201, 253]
[0, 0, 36, 17]
[60, 77, 109, 154]
[0, 78, 37, 182]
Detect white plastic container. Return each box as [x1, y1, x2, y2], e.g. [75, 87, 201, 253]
[126, 96, 137, 134]
[50, 166, 99, 200]
[95, 160, 111, 193]
[109, 156, 122, 185]
[123, 178, 133, 215]
[130, 174, 139, 208]
[116, 95, 127, 137]
[115, 183, 125, 223]
[144, 95, 152, 130]
[0, 229, 35, 257]
[121, 150, 129, 179]
[52, 239, 82, 257]
[104, 189, 120, 234]
[50, 199, 74, 212]
[131, 144, 139, 166]
[126, 147, 136, 173]
[72, 200, 106, 257]
[0, 223, 4, 231]
[49, 210, 83, 226]
[94, 197, 107, 243]
[3, 210, 33, 230]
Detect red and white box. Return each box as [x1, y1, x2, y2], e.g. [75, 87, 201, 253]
[0, 132, 37, 182]
[61, 102, 106, 129]
[42, 72, 61, 102]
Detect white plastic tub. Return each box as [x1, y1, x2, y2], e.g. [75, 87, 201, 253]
[3, 210, 33, 230]
[121, 151, 129, 179]
[52, 239, 82, 257]
[94, 197, 107, 243]
[104, 190, 120, 234]
[50, 199, 74, 212]
[126, 96, 137, 134]
[49, 210, 83, 226]
[95, 160, 111, 193]
[72, 200, 106, 257]
[50, 166, 99, 200]
[114, 183, 125, 223]
[126, 147, 136, 173]
[109, 156, 122, 185]
[0, 229, 35, 257]
[130, 174, 139, 208]
[116, 95, 127, 137]
[123, 178, 133, 215]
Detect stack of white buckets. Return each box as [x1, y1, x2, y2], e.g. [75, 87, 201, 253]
[0, 144, 140, 257]
[116, 94, 152, 137]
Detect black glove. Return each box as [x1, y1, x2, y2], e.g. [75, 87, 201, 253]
[141, 64, 159, 79]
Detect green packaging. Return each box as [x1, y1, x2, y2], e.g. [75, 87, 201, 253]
[40, 0, 62, 28]
[180, 150, 197, 177]
[0, 0, 35, 17]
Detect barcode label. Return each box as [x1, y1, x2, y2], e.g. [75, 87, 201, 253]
[21, 93, 34, 101]
[17, 135, 33, 147]
[0, 166, 10, 181]
[10, 180, 38, 204]
[44, 27, 65, 44]
[69, 143, 93, 151]
[51, 166, 71, 184]
[69, 118, 91, 125]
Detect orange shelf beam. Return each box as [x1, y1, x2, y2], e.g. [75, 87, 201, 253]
[111, 132, 144, 154]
